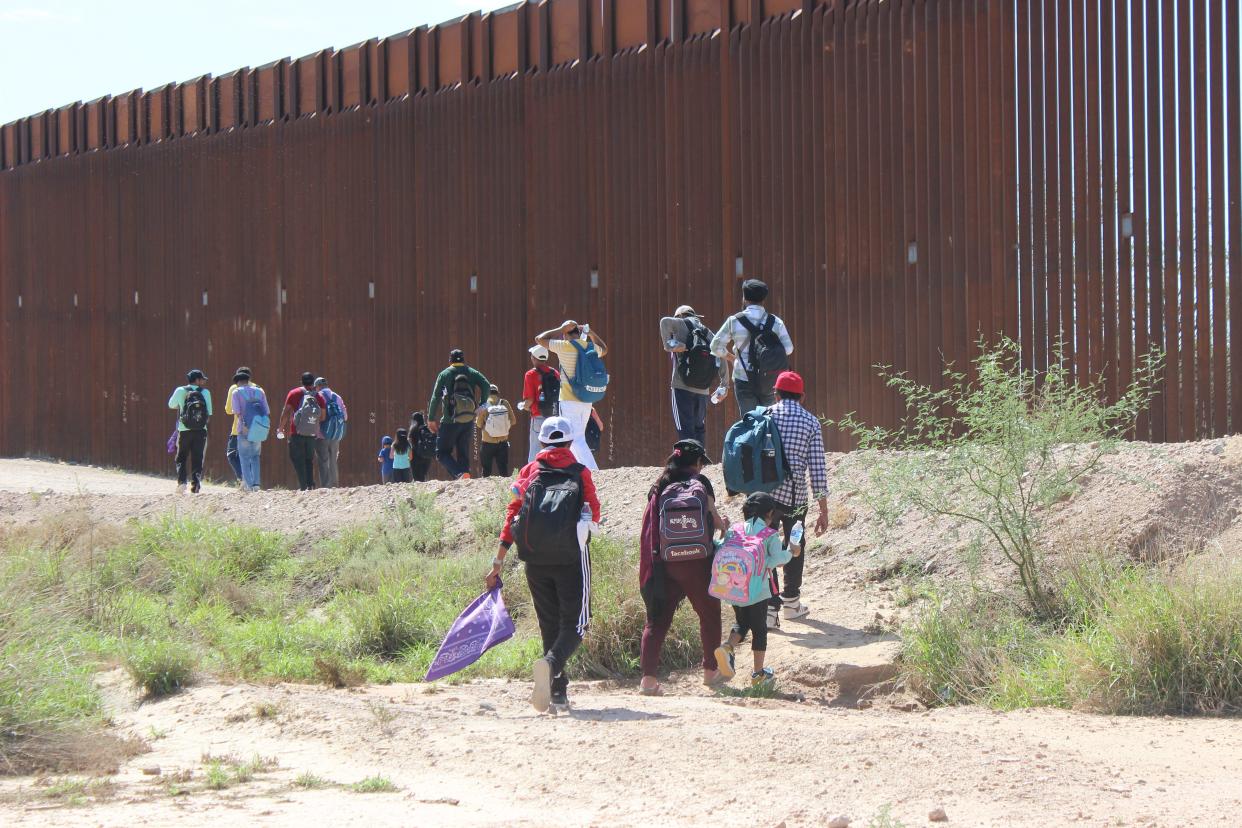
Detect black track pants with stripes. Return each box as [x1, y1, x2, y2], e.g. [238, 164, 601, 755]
[524, 560, 591, 694]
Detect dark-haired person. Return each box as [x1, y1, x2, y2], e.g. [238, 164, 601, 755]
[638, 439, 727, 696]
[487, 416, 601, 713]
[711, 278, 794, 416]
[660, 305, 728, 444]
[764, 371, 831, 627]
[231, 371, 269, 492]
[276, 372, 327, 491]
[223, 366, 260, 483]
[407, 411, 435, 483]
[535, 320, 609, 471]
[427, 349, 491, 480]
[313, 377, 348, 488]
[168, 369, 212, 494]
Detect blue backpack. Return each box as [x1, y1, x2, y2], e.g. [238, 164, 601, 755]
[568, 340, 609, 404]
[323, 391, 347, 441]
[723, 408, 789, 494]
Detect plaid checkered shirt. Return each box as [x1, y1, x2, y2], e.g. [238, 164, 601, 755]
[768, 398, 829, 511]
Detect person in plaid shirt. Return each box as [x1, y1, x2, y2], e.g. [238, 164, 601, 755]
[765, 371, 831, 628]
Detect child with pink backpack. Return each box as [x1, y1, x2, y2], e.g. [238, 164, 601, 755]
[711, 492, 799, 686]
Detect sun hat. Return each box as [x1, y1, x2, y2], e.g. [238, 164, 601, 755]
[529, 344, 550, 361]
[538, 416, 575, 444]
[774, 371, 804, 395]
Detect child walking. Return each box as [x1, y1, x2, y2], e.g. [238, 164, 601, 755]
[712, 492, 799, 686]
[378, 435, 394, 484]
[389, 428, 414, 483]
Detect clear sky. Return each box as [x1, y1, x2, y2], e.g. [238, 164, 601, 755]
[0, 0, 516, 125]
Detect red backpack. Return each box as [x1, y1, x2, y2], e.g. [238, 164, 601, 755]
[657, 478, 714, 562]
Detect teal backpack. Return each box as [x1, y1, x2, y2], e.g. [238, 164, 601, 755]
[722, 408, 788, 494]
[568, 340, 609, 403]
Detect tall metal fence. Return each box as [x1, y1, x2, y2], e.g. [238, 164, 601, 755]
[1, 0, 1239, 487]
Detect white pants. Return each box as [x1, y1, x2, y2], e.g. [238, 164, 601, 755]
[528, 415, 546, 464]
[558, 400, 599, 471]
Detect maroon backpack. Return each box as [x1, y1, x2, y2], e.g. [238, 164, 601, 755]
[657, 478, 714, 562]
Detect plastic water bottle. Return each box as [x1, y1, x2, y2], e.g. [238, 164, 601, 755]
[276, 429, 286, 440]
[710, 386, 726, 405]
[790, 521, 805, 548]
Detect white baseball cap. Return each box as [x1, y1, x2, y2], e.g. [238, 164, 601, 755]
[529, 344, 549, 361]
[538, 416, 575, 444]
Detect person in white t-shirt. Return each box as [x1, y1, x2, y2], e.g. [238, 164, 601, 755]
[710, 279, 794, 416]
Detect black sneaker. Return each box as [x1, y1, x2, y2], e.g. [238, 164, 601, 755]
[550, 691, 569, 714]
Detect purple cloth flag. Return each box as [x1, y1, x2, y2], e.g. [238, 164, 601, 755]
[167, 429, 179, 455]
[424, 581, 516, 682]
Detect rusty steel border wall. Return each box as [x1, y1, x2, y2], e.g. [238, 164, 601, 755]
[1, 0, 1240, 488]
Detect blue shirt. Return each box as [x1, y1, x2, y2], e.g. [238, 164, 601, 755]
[379, 444, 394, 478]
[735, 517, 792, 605]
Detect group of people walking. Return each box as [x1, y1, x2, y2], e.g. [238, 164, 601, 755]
[166, 278, 831, 708]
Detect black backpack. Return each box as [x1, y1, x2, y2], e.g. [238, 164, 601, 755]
[512, 461, 586, 565]
[179, 386, 209, 430]
[677, 318, 718, 390]
[736, 313, 789, 388]
[537, 368, 561, 417]
[414, 426, 438, 460]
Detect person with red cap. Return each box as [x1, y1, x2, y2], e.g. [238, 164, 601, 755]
[763, 370, 830, 627]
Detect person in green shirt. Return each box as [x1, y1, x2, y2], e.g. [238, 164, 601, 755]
[167, 369, 213, 494]
[426, 348, 491, 480]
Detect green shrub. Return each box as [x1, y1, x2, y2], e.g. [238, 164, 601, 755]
[351, 775, 399, 793]
[124, 639, 196, 697]
[836, 337, 1161, 618]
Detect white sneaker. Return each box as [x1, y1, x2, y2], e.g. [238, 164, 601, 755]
[176, 483, 189, 495]
[766, 606, 781, 630]
[782, 599, 811, 621]
[530, 657, 553, 713]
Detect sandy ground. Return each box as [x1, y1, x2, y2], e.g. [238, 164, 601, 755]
[2, 451, 1242, 826]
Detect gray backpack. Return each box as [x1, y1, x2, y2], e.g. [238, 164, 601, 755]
[293, 392, 321, 436]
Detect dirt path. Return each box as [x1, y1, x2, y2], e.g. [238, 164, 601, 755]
[5, 670, 1241, 827]
[0, 459, 228, 496]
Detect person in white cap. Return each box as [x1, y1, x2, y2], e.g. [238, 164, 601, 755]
[535, 320, 610, 471]
[520, 343, 562, 463]
[659, 304, 729, 445]
[488, 415, 602, 714]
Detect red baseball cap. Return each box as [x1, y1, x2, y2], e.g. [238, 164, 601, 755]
[774, 371, 804, 395]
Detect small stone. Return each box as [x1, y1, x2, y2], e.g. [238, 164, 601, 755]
[856, 698, 873, 710]
[141, 765, 161, 776]
[827, 815, 851, 828]
[928, 806, 948, 822]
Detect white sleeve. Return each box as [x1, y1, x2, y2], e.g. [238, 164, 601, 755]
[776, 317, 794, 354]
[710, 318, 733, 359]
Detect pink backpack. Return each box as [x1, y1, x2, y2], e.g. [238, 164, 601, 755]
[708, 523, 777, 606]
[657, 478, 714, 561]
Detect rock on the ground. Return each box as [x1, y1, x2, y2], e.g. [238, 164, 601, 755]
[827, 815, 851, 828]
[928, 806, 948, 822]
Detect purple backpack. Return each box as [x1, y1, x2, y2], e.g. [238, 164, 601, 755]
[657, 478, 714, 562]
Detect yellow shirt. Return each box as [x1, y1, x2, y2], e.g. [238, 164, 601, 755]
[225, 382, 264, 436]
[549, 340, 583, 404]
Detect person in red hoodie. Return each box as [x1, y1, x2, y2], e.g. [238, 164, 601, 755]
[487, 416, 601, 713]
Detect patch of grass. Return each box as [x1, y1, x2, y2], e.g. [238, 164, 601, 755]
[254, 701, 280, 720]
[203, 761, 231, 790]
[123, 639, 195, 698]
[367, 699, 398, 735]
[293, 771, 332, 789]
[714, 678, 781, 699]
[350, 775, 399, 793]
[868, 804, 908, 828]
[904, 557, 1242, 714]
[201, 753, 278, 789]
[468, 484, 511, 540]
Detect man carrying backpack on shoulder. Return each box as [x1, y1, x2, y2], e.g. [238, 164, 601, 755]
[487, 416, 601, 714]
[521, 344, 561, 464]
[763, 371, 831, 628]
[313, 377, 348, 488]
[475, 384, 517, 477]
[660, 305, 729, 444]
[276, 372, 327, 491]
[535, 320, 609, 471]
[427, 349, 491, 480]
[168, 369, 213, 494]
[711, 279, 794, 416]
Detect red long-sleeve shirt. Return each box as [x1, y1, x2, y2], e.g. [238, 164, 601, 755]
[499, 447, 601, 546]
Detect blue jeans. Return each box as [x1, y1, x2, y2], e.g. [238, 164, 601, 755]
[436, 421, 475, 478]
[237, 439, 262, 490]
[226, 434, 243, 480]
[671, 387, 707, 444]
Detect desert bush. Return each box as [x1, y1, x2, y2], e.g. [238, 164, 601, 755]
[836, 337, 1161, 618]
[123, 639, 196, 697]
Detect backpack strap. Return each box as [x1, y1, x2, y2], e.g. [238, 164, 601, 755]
[760, 314, 776, 334]
[734, 313, 760, 336]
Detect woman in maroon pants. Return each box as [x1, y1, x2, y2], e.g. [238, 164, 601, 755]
[638, 439, 727, 695]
